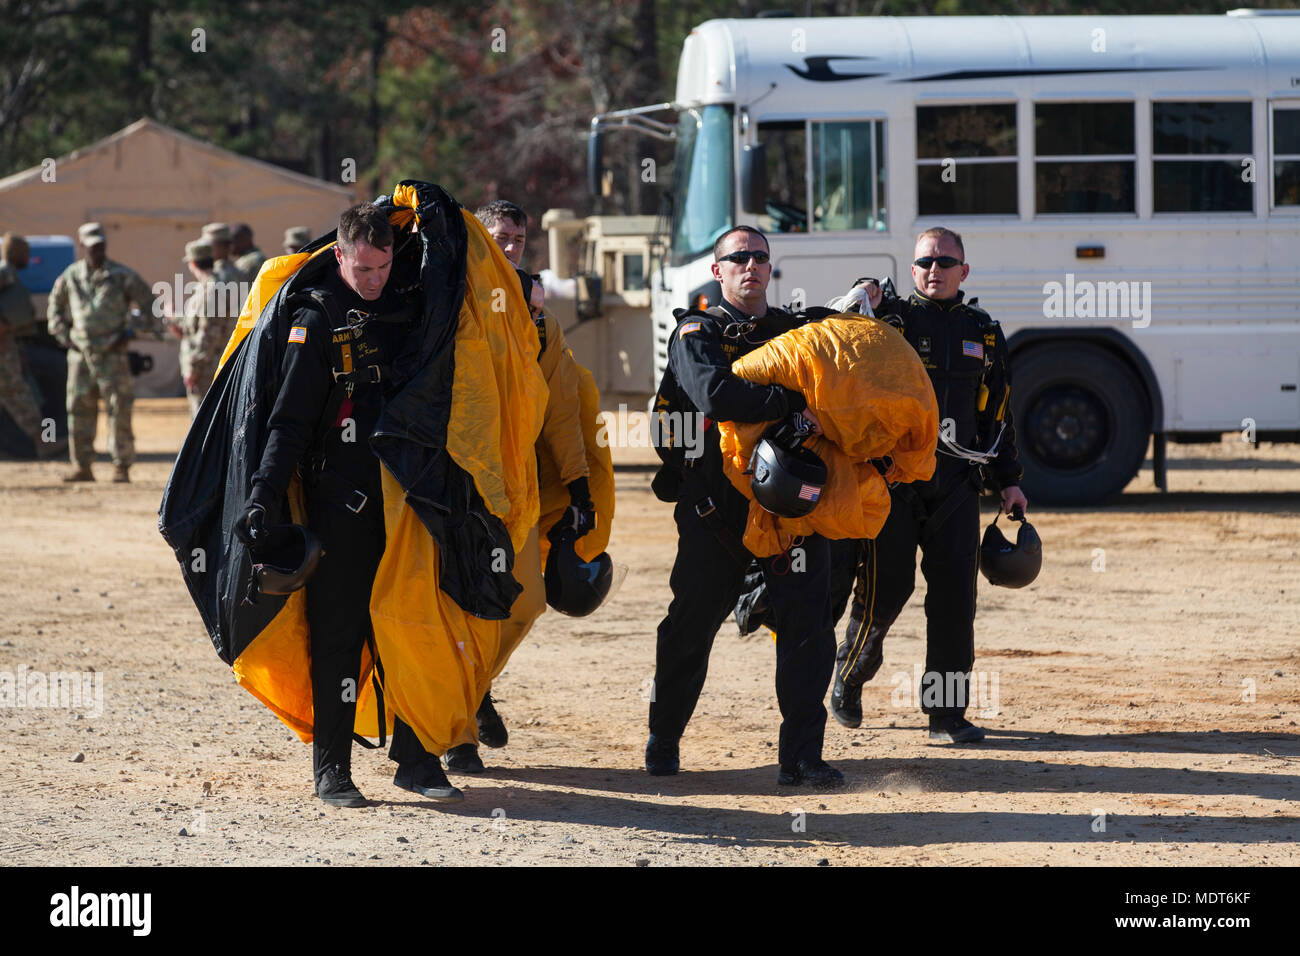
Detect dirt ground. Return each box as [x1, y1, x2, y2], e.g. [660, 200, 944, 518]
[1, 398, 1297, 867]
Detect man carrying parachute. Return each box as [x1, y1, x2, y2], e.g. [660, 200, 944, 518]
[159, 182, 564, 808]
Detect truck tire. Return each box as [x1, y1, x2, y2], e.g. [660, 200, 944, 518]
[1011, 342, 1150, 505]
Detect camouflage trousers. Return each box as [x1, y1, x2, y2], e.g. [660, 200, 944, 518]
[0, 333, 45, 443]
[67, 347, 134, 468]
[183, 361, 216, 417]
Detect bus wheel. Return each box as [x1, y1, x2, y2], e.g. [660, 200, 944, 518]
[1011, 343, 1150, 506]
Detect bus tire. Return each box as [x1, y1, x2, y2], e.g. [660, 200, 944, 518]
[1011, 342, 1150, 506]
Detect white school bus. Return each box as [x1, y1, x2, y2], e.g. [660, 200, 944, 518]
[589, 10, 1300, 504]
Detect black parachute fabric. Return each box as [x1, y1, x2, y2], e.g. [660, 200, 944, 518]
[158, 181, 522, 666]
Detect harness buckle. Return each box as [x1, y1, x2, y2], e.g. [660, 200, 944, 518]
[694, 497, 716, 519]
[346, 490, 369, 514]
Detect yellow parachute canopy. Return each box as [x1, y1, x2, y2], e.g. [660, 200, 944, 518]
[718, 316, 938, 557]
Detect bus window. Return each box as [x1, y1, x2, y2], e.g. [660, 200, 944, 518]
[812, 121, 886, 232]
[1035, 102, 1135, 214]
[916, 104, 1017, 215]
[1153, 101, 1252, 212]
[757, 121, 808, 234]
[670, 105, 734, 264]
[1273, 105, 1300, 208]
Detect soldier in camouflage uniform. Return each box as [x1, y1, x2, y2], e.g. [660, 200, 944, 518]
[283, 226, 311, 254]
[171, 238, 231, 416]
[231, 223, 266, 281]
[203, 223, 244, 287]
[47, 223, 154, 482]
[0, 233, 52, 456]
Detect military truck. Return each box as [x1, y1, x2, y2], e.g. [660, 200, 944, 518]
[538, 209, 658, 409]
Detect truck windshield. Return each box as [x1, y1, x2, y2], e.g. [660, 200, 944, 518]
[670, 105, 733, 265]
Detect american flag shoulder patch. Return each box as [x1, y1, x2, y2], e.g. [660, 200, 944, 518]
[798, 483, 821, 502]
[678, 321, 702, 336]
[288, 326, 308, 344]
[962, 340, 983, 358]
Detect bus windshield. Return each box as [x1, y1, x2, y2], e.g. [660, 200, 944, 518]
[670, 105, 733, 265]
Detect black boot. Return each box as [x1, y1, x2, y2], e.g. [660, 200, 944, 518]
[830, 673, 863, 729]
[315, 763, 367, 808]
[477, 694, 508, 749]
[928, 714, 985, 744]
[443, 743, 486, 774]
[777, 758, 845, 789]
[393, 756, 464, 803]
[645, 734, 680, 775]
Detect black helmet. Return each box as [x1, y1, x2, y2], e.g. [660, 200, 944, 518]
[979, 507, 1042, 588]
[748, 418, 827, 518]
[545, 533, 615, 617]
[251, 524, 325, 596]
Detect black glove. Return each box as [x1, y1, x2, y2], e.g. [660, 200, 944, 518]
[550, 476, 597, 542]
[234, 483, 281, 549]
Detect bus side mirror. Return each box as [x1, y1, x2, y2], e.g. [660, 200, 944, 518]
[587, 128, 606, 196]
[740, 142, 767, 215]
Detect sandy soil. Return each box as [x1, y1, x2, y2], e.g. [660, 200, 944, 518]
[1, 399, 1297, 867]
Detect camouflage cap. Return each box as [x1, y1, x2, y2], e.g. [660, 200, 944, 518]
[78, 222, 106, 246]
[202, 222, 232, 243]
[283, 226, 312, 249]
[183, 238, 213, 263]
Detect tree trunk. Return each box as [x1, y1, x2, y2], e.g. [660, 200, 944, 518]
[132, 3, 154, 119]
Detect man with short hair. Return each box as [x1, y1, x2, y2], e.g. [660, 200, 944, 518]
[443, 199, 594, 774]
[647, 224, 843, 789]
[231, 223, 265, 281]
[478, 200, 528, 269]
[827, 227, 1026, 744]
[0, 233, 52, 456]
[47, 223, 153, 482]
[169, 238, 230, 415]
[234, 202, 462, 807]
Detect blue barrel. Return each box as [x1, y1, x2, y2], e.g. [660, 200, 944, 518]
[19, 235, 76, 294]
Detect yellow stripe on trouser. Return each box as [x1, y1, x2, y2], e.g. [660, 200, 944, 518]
[839, 537, 878, 681]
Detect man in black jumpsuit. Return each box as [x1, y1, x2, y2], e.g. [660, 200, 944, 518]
[236, 203, 460, 806]
[647, 225, 843, 789]
[829, 227, 1028, 743]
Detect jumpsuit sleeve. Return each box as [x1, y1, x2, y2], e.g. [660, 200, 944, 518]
[250, 306, 334, 499]
[982, 321, 1022, 490]
[536, 311, 590, 485]
[671, 318, 805, 424]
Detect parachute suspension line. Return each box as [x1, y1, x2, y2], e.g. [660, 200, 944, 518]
[938, 422, 1006, 465]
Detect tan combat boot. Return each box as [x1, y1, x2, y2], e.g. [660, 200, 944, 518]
[62, 464, 94, 482]
[112, 464, 130, 483]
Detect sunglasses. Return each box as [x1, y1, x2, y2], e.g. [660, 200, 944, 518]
[913, 256, 963, 270]
[717, 250, 770, 265]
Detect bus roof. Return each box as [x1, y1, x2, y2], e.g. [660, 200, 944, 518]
[675, 15, 1300, 115]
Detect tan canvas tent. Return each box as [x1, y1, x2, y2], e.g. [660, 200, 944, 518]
[0, 118, 356, 396]
[0, 117, 356, 296]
